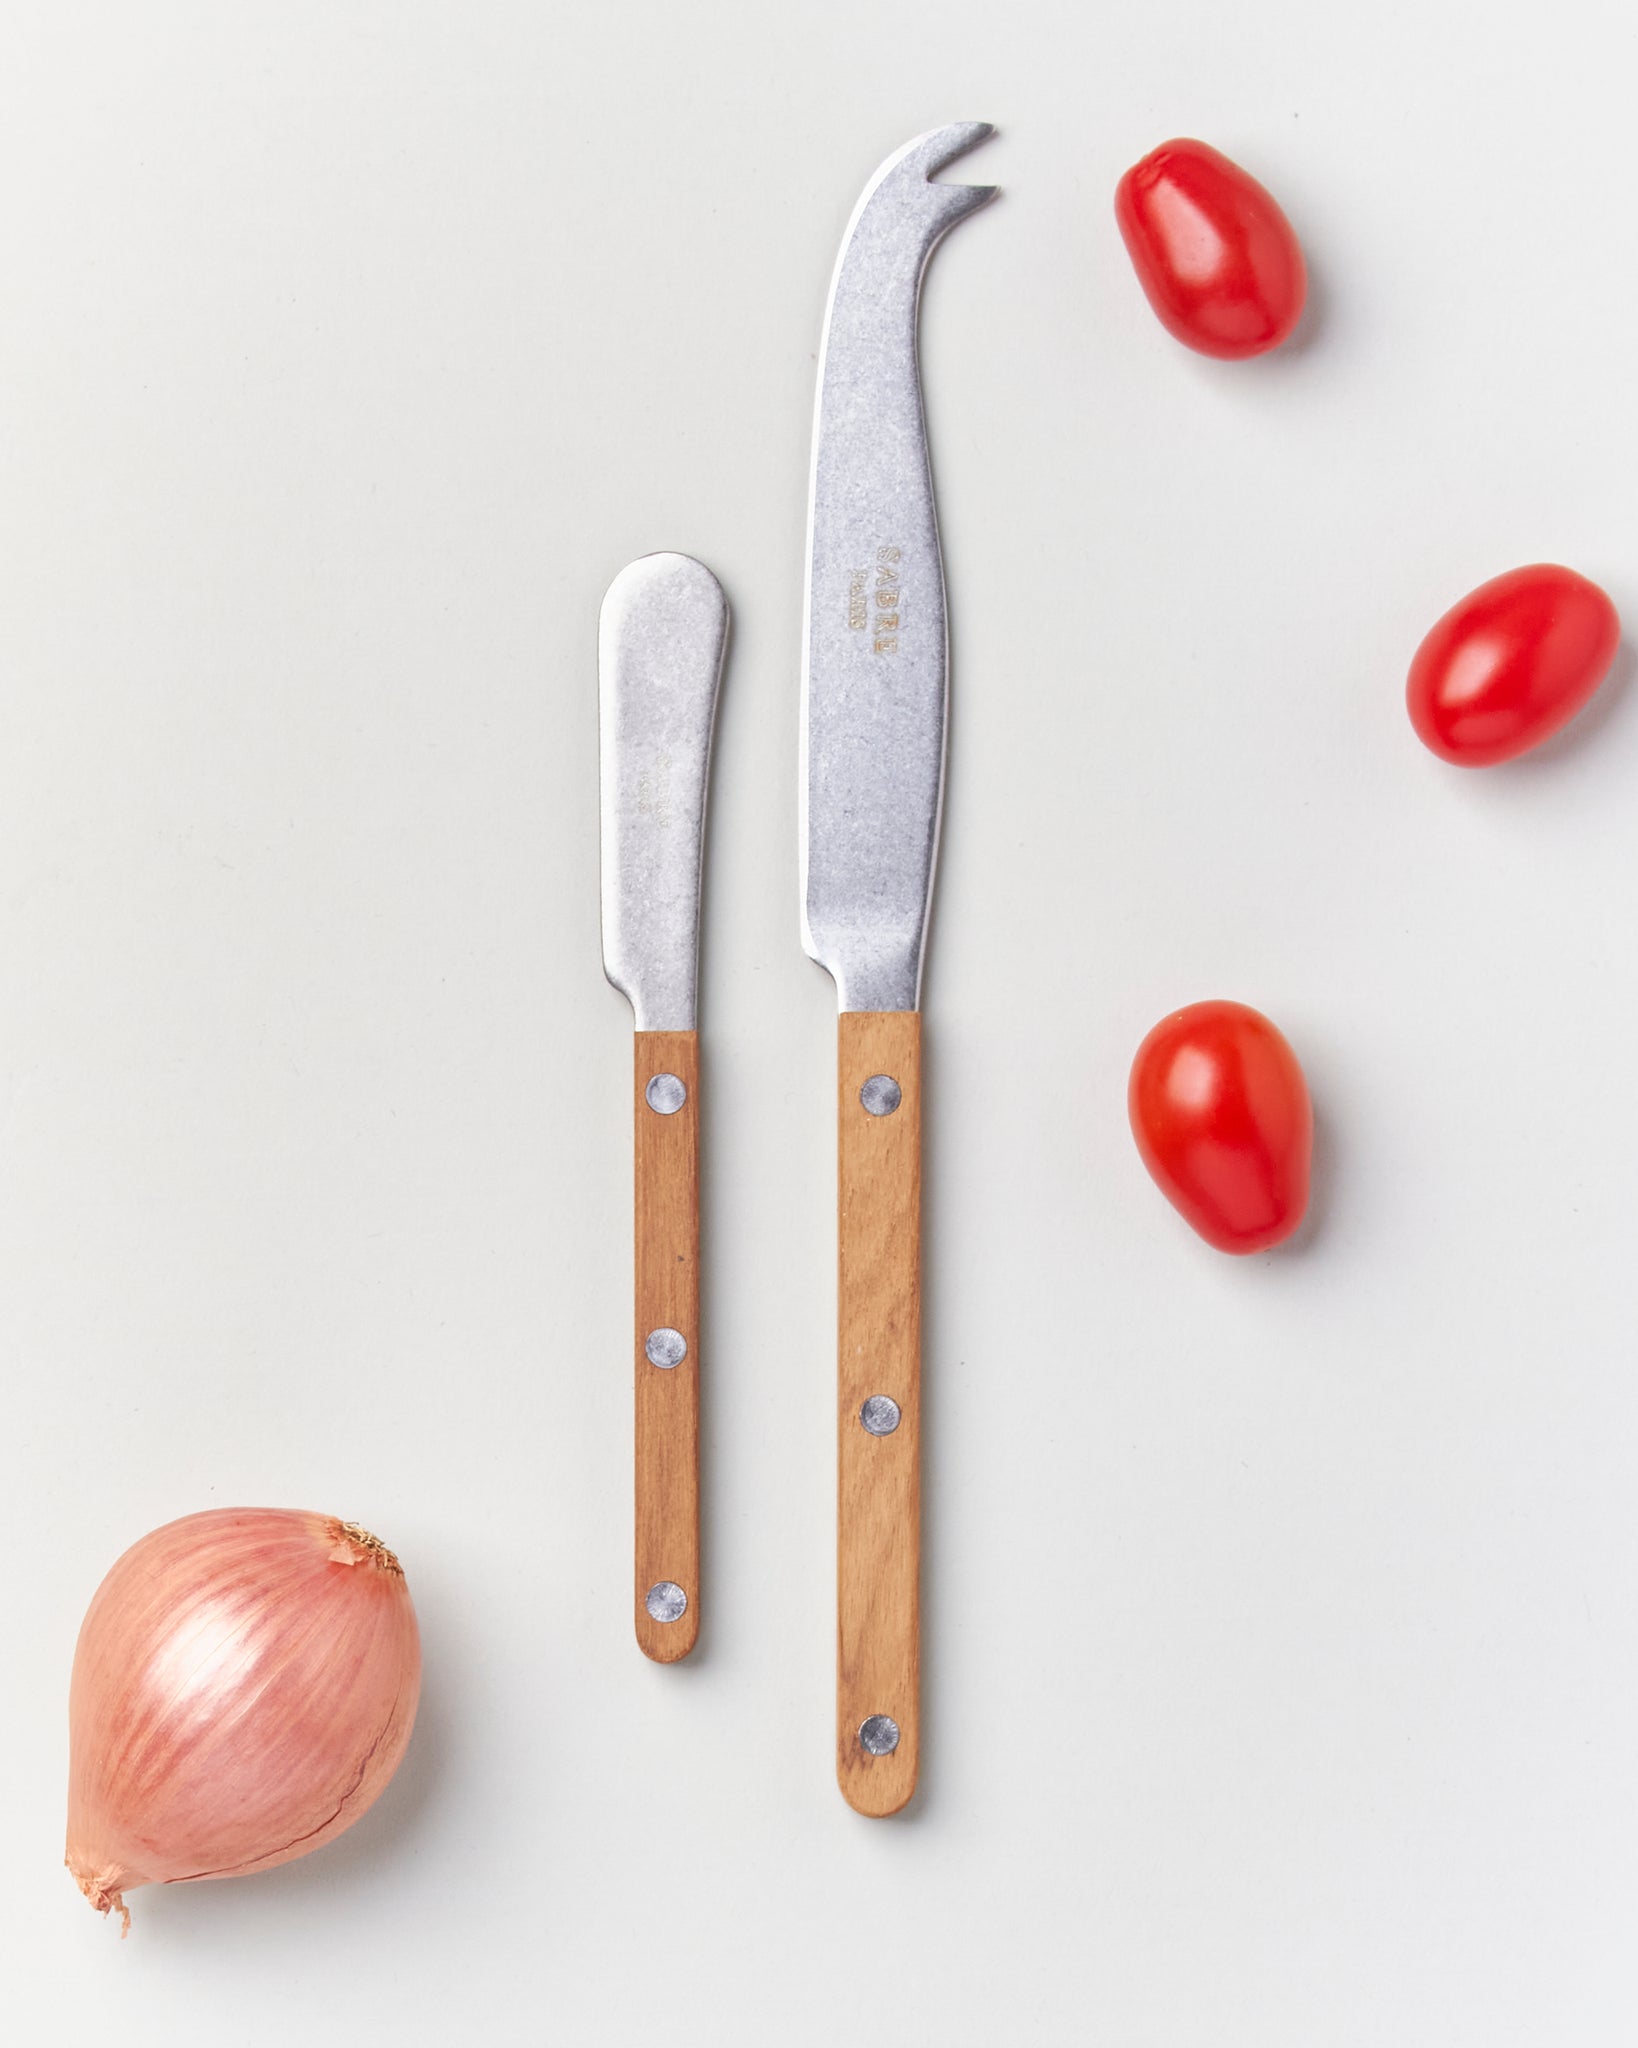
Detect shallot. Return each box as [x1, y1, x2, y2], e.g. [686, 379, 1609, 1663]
[66, 1506, 421, 1931]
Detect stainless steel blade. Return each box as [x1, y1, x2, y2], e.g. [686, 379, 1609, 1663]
[599, 553, 728, 1031]
[800, 123, 996, 1014]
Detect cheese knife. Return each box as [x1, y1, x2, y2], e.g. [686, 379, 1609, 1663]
[800, 125, 997, 1811]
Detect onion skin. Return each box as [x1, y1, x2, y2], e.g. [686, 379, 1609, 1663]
[66, 1508, 421, 1931]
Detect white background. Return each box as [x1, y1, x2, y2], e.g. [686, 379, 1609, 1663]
[4, 2, 1638, 2042]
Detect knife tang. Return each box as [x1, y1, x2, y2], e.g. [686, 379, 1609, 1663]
[836, 1010, 922, 1814]
[633, 1028, 701, 1662]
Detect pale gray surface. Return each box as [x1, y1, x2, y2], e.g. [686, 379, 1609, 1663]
[4, 3, 1638, 2044]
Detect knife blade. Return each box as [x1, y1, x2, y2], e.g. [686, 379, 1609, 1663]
[801, 124, 996, 1812]
[600, 550, 728, 1662]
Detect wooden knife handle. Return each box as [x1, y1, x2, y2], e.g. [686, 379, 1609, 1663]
[633, 1029, 700, 1661]
[836, 1009, 922, 1814]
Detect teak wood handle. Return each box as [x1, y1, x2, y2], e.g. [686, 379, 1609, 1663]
[836, 1008, 922, 1815]
[633, 1029, 700, 1662]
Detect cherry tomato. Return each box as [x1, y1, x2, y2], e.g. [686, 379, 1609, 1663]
[1129, 1001, 1312, 1255]
[1114, 139, 1307, 360]
[1406, 564, 1620, 766]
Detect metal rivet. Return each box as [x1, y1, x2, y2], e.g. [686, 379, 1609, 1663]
[860, 1073, 902, 1117]
[859, 1714, 900, 1756]
[645, 1581, 687, 1623]
[645, 1072, 687, 1115]
[645, 1327, 687, 1369]
[860, 1395, 901, 1435]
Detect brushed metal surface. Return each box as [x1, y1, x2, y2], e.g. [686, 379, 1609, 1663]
[859, 1073, 903, 1117]
[643, 1070, 687, 1114]
[600, 553, 728, 1031]
[644, 1326, 687, 1369]
[859, 1395, 902, 1436]
[645, 1581, 688, 1624]
[858, 1714, 902, 1756]
[800, 124, 996, 1015]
